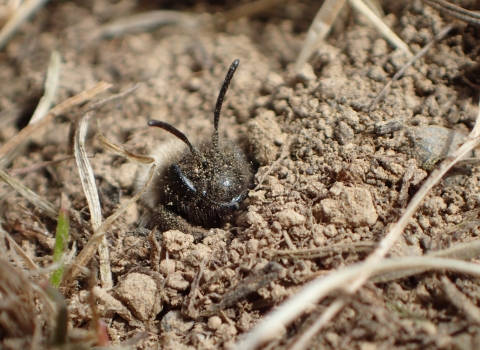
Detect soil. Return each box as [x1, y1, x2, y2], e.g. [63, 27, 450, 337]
[1, 0, 480, 349]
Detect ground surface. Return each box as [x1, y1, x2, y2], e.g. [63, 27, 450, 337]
[1, 0, 480, 349]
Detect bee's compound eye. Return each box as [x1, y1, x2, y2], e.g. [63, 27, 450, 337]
[170, 164, 196, 194]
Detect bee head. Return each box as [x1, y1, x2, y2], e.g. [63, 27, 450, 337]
[148, 59, 252, 227]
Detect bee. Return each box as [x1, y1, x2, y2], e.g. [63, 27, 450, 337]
[137, 59, 253, 239]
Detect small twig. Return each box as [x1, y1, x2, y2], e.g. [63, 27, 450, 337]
[223, 0, 286, 22]
[29, 51, 61, 125]
[440, 276, 480, 325]
[423, 0, 480, 26]
[183, 256, 209, 319]
[295, 0, 347, 70]
[6, 155, 93, 176]
[349, 0, 413, 58]
[369, 25, 454, 111]
[0, 81, 112, 167]
[149, 227, 161, 272]
[0, 227, 38, 270]
[271, 242, 375, 260]
[0, 0, 49, 50]
[282, 230, 296, 250]
[288, 298, 346, 350]
[234, 256, 480, 350]
[199, 261, 285, 318]
[98, 11, 201, 38]
[61, 155, 155, 287]
[0, 167, 58, 219]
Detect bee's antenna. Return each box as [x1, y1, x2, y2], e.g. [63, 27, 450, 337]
[212, 59, 240, 148]
[148, 120, 204, 162]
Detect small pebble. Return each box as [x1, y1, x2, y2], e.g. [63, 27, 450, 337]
[208, 316, 222, 330]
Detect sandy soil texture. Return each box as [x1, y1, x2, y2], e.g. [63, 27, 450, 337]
[1, 1, 480, 349]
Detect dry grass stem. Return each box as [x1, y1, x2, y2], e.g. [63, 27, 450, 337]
[80, 83, 140, 115]
[98, 10, 201, 38]
[0, 1, 21, 24]
[223, 0, 285, 22]
[440, 276, 480, 325]
[0, 167, 58, 219]
[289, 298, 346, 350]
[61, 145, 155, 287]
[272, 242, 375, 260]
[235, 256, 480, 349]
[294, 0, 347, 70]
[3, 229, 38, 270]
[372, 239, 480, 283]
[0, 226, 38, 270]
[424, 0, 480, 25]
[6, 156, 77, 176]
[0, 81, 112, 166]
[97, 126, 153, 164]
[29, 51, 61, 125]
[0, 0, 48, 50]
[369, 25, 454, 111]
[73, 111, 112, 289]
[349, 0, 412, 57]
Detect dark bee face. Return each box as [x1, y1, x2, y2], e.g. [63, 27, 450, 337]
[141, 59, 252, 231]
[162, 141, 252, 227]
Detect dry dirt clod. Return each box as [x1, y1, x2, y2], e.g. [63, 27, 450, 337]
[163, 229, 194, 253]
[160, 310, 195, 333]
[248, 109, 285, 166]
[114, 273, 162, 322]
[314, 184, 378, 228]
[274, 209, 306, 229]
[166, 272, 190, 291]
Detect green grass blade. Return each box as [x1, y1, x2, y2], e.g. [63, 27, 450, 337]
[50, 207, 69, 287]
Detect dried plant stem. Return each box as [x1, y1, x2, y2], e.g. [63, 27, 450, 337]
[0, 227, 38, 270]
[61, 141, 155, 287]
[423, 0, 480, 25]
[29, 50, 61, 125]
[349, 0, 412, 57]
[0, 0, 49, 50]
[440, 276, 480, 325]
[73, 111, 112, 289]
[0, 167, 58, 219]
[223, 0, 285, 22]
[369, 25, 454, 111]
[289, 298, 345, 350]
[98, 11, 200, 38]
[0, 81, 112, 167]
[236, 256, 480, 349]
[294, 0, 347, 70]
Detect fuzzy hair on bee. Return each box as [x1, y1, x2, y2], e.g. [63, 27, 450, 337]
[136, 59, 253, 236]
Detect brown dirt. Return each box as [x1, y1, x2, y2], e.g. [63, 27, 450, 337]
[1, 0, 480, 349]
